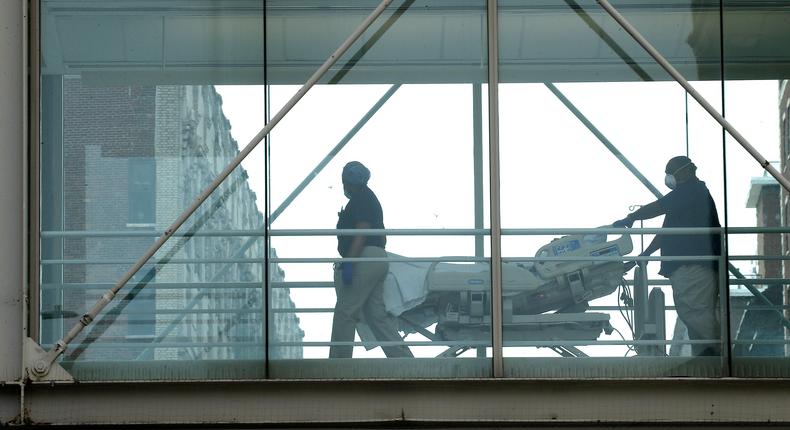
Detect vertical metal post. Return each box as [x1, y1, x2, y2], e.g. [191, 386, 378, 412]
[719, 229, 731, 375]
[473, 83, 485, 358]
[633, 263, 648, 343]
[22, 0, 37, 416]
[473, 83, 484, 258]
[28, 0, 41, 345]
[40, 76, 65, 348]
[718, 0, 731, 375]
[262, 0, 270, 373]
[486, 0, 504, 378]
[684, 92, 690, 156]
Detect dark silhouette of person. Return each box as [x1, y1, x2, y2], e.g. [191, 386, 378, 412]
[614, 156, 721, 356]
[329, 161, 413, 358]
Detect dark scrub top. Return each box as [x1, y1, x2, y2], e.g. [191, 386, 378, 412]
[656, 177, 721, 277]
[337, 186, 386, 257]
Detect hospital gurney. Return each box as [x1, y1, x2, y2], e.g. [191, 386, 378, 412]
[383, 231, 633, 357]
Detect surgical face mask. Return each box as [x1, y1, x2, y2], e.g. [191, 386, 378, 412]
[664, 173, 677, 190]
[664, 161, 692, 190]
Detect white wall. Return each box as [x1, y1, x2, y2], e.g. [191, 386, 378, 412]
[0, 0, 25, 382]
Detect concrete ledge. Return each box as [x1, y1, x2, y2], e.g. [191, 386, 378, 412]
[0, 385, 20, 425]
[60, 356, 790, 381]
[22, 377, 790, 426]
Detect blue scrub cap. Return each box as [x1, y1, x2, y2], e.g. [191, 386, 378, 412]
[342, 161, 371, 186]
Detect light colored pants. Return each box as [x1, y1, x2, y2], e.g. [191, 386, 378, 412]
[669, 264, 721, 356]
[329, 246, 413, 358]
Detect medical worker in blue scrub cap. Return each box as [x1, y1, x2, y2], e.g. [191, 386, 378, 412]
[330, 161, 413, 358]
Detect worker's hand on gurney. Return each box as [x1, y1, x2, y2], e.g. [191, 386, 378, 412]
[623, 250, 650, 273]
[612, 215, 634, 228]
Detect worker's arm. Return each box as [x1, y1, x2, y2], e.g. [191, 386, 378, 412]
[623, 234, 661, 272]
[641, 235, 661, 256]
[340, 220, 372, 286]
[614, 199, 667, 228]
[346, 220, 372, 258]
[626, 201, 664, 259]
[627, 200, 666, 222]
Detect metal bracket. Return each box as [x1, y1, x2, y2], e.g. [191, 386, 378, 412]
[24, 338, 74, 382]
[548, 345, 588, 358]
[469, 291, 485, 318]
[566, 270, 589, 303]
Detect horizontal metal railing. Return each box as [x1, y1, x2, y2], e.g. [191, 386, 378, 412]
[50, 338, 790, 352]
[39, 278, 790, 291]
[40, 226, 790, 358]
[40, 226, 790, 238]
[41, 255, 739, 265]
[38, 278, 790, 292]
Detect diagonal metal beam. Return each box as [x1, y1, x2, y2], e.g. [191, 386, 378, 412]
[144, 83, 402, 360]
[130, 235, 260, 361]
[270, 84, 400, 223]
[271, 0, 417, 221]
[327, 0, 417, 85]
[596, 0, 790, 193]
[66, 172, 249, 361]
[545, 82, 662, 199]
[562, 0, 653, 82]
[561, 0, 790, 333]
[547, 81, 790, 332]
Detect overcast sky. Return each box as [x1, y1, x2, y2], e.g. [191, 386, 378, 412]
[217, 79, 779, 358]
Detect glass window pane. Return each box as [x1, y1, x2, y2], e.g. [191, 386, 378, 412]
[39, 0, 276, 380]
[266, 0, 491, 379]
[40, 0, 790, 382]
[499, 0, 726, 377]
[724, 0, 790, 376]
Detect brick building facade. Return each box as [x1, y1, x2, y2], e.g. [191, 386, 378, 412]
[47, 78, 302, 361]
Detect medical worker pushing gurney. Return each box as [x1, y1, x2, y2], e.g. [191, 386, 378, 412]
[331, 163, 638, 358]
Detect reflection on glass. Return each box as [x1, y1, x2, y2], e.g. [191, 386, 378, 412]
[725, 84, 790, 374]
[39, 78, 285, 379]
[499, 0, 727, 377]
[722, 0, 790, 375]
[266, 0, 489, 377]
[38, 0, 288, 379]
[267, 85, 491, 378]
[38, 0, 790, 381]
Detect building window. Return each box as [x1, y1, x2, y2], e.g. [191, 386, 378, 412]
[128, 158, 155, 227]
